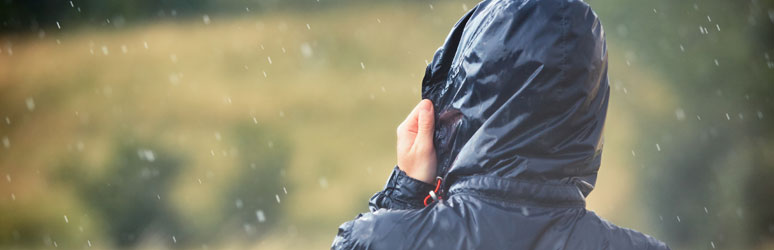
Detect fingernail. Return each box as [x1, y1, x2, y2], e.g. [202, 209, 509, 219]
[421, 99, 432, 111]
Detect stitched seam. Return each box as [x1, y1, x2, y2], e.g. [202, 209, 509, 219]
[449, 190, 585, 208]
[560, 0, 569, 82]
[454, 174, 586, 187]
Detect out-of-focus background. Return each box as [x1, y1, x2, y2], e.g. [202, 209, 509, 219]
[1, 0, 773, 249]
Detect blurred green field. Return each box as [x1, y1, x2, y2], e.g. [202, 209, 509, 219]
[1, 1, 773, 249]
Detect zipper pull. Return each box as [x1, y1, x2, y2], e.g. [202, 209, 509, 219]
[423, 176, 444, 206]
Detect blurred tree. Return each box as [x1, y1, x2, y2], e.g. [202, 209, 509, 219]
[0, 0, 417, 32]
[52, 127, 290, 248]
[591, 0, 774, 248]
[221, 123, 290, 240]
[56, 140, 187, 247]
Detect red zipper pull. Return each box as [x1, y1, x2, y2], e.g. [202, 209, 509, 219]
[423, 177, 443, 206]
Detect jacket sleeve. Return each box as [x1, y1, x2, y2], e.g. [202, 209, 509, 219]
[368, 166, 435, 211]
[332, 166, 434, 250]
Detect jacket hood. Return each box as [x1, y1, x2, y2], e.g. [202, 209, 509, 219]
[422, 0, 609, 196]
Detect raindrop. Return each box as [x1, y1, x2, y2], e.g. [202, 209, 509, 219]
[711, 241, 716, 248]
[101, 46, 109, 55]
[306, 24, 311, 30]
[676, 216, 681, 222]
[235, 199, 243, 209]
[25, 97, 35, 111]
[679, 44, 685, 52]
[202, 15, 211, 25]
[256, 210, 266, 222]
[121, 45, 128, 54]
[757, 111, 764, 119]
[360, 62, 366, 69]
[631, 150, 636, 157]
[300, 43, 313, 58]
[64, 215, 69, 223]
[275, 194, 281, 203]
[376, 18, 382, 23]
[138, 149, 155, 162]
[172, 236, 177, 243]
[143, 41, 149, 49]
[267, 56, 272, 64]
[655, 144, 661, 151]
[675, 108, 686, 121]
[725, 113, 731, 120]
[521, 207, 530, 216]
[714, 59, 719, 66]
[283, 186, 288, 194]
[56, 21, 61, 29]
[214, 132, 222, 141]
[10, 193, 15, 200]
[87, 240, 92, 247]
[2, 136, 9, 148]
[168, 73, 180, 85]
[704, 207, 709, 214]
[319, 177, 328, 188]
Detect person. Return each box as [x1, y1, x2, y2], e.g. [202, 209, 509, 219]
[332, 0, 670, 249]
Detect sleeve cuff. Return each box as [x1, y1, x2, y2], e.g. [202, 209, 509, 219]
[369, 166, 435, 211]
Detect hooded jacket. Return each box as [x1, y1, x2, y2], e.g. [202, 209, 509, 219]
[332, 0, 669, 249]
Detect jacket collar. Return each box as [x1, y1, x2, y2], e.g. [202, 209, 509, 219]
[447, 175, 586, 208]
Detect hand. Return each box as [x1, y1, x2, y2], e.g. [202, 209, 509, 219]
[396, 99, 437, 184]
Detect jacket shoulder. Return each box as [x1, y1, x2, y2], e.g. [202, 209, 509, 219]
[574, 211, 670, 250]
[332, 209, 429, 250]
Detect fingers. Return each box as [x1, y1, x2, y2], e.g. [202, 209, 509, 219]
[415, 99, 435, 150]
[397, 101, 423, 154]
[395, 99, 437, 184]
[398, 101, 423, 136]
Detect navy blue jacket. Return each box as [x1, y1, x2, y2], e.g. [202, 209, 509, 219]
[333, 0, 669, 249]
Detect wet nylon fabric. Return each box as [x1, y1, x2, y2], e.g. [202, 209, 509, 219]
[332, 0, 669, 249]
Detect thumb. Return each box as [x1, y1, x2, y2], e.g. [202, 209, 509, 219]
[415, 99, 435, 147]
